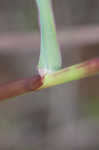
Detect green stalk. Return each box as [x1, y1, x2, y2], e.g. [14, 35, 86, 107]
[36, 0, 61, 74]
[40, 58, 99, 89]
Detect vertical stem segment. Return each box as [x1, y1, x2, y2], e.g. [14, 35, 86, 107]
[36, 0, 61, 74]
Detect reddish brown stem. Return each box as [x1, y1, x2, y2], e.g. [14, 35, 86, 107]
[0, 75, 43, 101]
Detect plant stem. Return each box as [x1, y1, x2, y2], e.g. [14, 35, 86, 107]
[40, 58, 99, 89]
[0, 75, 42, 101]
[36, 0, 61, 74]
[0, 58, 99, 101]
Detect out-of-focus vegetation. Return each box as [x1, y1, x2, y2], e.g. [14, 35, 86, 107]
[0, 0, 38, 32]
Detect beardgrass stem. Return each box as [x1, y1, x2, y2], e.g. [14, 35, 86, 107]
[40, 58, 99, 89]
[0, 58, 99, 101]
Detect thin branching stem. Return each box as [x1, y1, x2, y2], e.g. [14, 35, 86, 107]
[40, 58, 99, 89]
[0, 58, 99, 101]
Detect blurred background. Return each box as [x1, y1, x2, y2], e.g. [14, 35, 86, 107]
[0, 0, 99, 149]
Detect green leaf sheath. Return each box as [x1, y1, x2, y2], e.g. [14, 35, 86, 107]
[36, 0, 62, 73]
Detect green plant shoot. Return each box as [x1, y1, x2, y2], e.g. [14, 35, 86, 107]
[36, 0, 62, 74]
